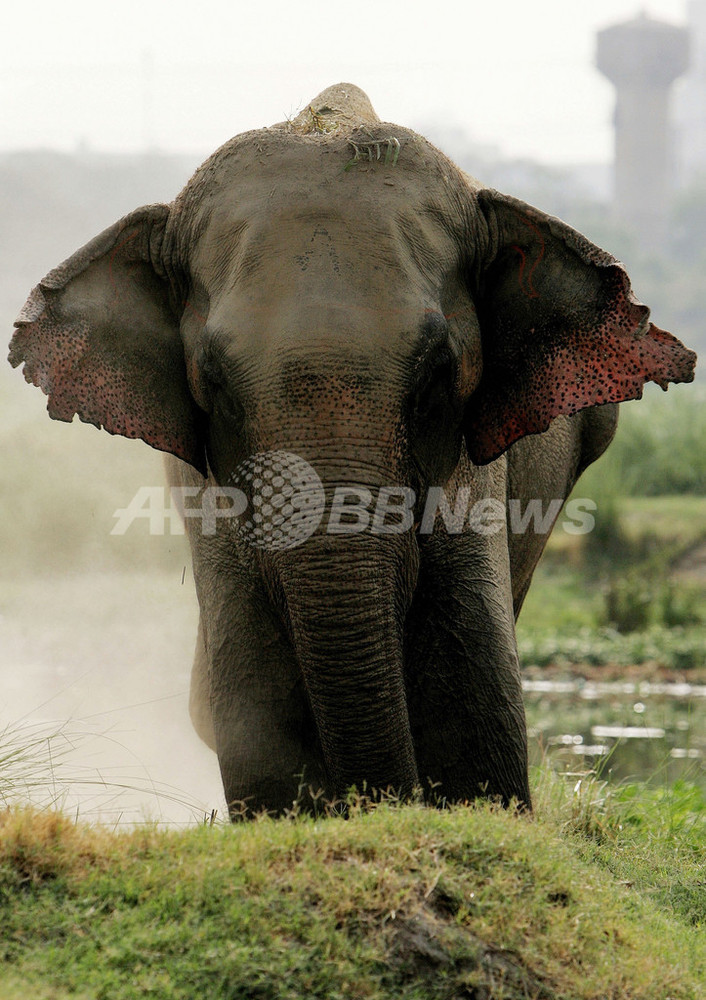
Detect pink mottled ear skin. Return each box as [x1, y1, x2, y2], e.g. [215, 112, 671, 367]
[8, 207, 207, 475]
[465, 192, 697, 464]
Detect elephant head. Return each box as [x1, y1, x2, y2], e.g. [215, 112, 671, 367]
[9, 84, 696, 813]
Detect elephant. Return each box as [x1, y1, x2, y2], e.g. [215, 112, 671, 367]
[9, 83, 696, 816]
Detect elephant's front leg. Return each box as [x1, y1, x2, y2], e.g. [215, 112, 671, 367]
[404, 526, 530, 808]
[196, 569, 328, 817]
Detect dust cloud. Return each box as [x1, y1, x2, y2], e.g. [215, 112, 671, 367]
[1, 152, 225, 825]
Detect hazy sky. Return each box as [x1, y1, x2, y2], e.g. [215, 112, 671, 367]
[5, 0, 689, 164]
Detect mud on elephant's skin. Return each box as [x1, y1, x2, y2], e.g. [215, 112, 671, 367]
[9, 83, 697, 816]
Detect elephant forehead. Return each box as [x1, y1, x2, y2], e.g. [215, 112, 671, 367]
[189, 191, 464, 314]
[178, 127, 469, 278]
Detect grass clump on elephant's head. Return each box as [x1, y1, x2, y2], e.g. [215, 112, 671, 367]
[290, 104, 341, 135]
[284, 81, 380, 134]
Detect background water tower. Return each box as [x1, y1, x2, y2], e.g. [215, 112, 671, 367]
[678, 0, 706, 183]
[597, 11, 689, 245]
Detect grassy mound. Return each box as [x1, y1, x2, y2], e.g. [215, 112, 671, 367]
[0, 776, 704, 1000]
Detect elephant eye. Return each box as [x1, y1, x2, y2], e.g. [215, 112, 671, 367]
[415, 366, 453, 420]
[201, 355, 245, 425]
[214, 386, 245, 425]
[408, 350, 465, 487]
[410, 352, 460, 426]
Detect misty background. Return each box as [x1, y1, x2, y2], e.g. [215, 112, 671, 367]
[2, 0, 704, 823]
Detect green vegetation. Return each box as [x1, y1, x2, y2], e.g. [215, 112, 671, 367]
[577, 387, 705, 500]
[520, 624, 706, 672]
[0, 777, 703, 1000]
[517, 387, 706, 672]
[518, 502, 706, 673]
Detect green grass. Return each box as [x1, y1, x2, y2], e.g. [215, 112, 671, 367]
[619, 495, 706, 543]
[517, 569, 600, 633]
[534, 771, 706, 923]
[576, 385, 706, 499]
[550, 494, 706, 566]
[519, 623, 706, 671]
[0, 777, 704, 1000]
[518, 536, 706, 670]
[519, 488, 706, 670]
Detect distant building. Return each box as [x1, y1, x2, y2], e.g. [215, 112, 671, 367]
[677, 1, 706, 184]
[596, 11, 689, 245]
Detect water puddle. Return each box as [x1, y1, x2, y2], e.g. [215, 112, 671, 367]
[523, 676, 706, 790]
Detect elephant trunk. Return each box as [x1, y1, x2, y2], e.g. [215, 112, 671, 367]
[274, 535, 419, 800]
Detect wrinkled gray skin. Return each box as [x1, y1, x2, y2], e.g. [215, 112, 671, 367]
[9, 85, 696, 815]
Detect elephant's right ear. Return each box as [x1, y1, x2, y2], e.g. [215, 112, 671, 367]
[464, 191, 697, 465]
[8, 205, 207, 475]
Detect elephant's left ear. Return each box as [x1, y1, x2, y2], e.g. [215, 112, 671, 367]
[8, 205, 206, 474]
[464, 190, 697, 465]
